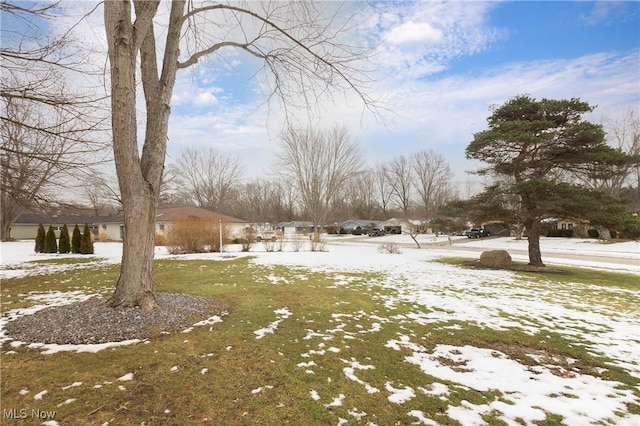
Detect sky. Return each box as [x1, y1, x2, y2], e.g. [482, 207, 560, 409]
[161, 1, 640, 186]
[4, 1, 640, 189]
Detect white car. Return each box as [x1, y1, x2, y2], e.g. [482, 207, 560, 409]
[256, 231, 278, 242]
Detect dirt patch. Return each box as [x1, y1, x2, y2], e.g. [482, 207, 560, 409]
[484, 341, 588, 379]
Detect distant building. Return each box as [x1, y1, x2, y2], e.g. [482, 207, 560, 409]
[11, 206, 248, 241]
[274, 221, 315, 236]
[339, 219, 383, 232]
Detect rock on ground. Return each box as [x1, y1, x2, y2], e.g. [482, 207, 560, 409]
[479, 250, 513, 268]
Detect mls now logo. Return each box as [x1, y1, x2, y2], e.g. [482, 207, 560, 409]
[3, 408, 56, 420]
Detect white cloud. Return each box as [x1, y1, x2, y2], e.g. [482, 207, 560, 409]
[193, 91, 219, 107]
[367, 2, 503, 80]
[580, 1, 638, 26]
[386, 21, 443, 45]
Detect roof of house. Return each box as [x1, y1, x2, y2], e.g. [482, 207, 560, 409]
[14, 213, 118, 226]
[155, 206, 247, 224]
[380, 218, 429, 227]
[15, 206, 247, 226]
[339, 219, 383, 229]
[276, 221, 314, 227]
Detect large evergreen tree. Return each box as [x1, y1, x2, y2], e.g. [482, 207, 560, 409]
[465, 95, 639, 267]
[34, 223, 45, 253]
[71, 224, 81, 254]
[59, 224, 71, 254]
[80, 223, 94, 255]
[44, 225, 57, 253]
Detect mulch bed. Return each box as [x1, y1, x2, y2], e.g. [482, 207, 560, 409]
[4, 293, 225, 345]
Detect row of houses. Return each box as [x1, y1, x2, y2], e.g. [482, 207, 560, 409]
[10, 206, 431, 241]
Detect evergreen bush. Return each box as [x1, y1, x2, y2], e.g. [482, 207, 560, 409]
[80, 223, 94, 254]
[59, 224, 71, 253]
[546, 229, 573, 238]
[35, 223, 46, 253]
[44, 225, 57, 253]
[71, 224, 82, 253]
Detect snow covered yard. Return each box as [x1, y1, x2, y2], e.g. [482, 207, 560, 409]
[1, 237, 639, 425]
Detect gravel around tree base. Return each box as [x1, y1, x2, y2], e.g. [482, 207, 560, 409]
[4, 293, 225, 345]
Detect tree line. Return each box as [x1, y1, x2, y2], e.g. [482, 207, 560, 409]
[156, 136, 455, 228]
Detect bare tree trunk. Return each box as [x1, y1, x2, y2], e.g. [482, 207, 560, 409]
[105, 0, 157, 309]
[110, 195, 157, 309]
[0, 194, 22, 241]
[104, 0, 180, 309]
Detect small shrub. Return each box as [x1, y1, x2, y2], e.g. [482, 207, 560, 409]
[155, 232, 168, 246]
[290, 234, 306, 252]
[81, 223, 94, 254]
[58, 224, 71, 253]
[71, 224, 82, 254]
[98, 228, 109, 242]
[587, 229, 600, 239]
[310, 236, 327, 252]
[240, 227, 256, 252]
[35, 223, 46, 253]
[378, 242, 401, 254]
[44, 225, 58, 253]
[165, 220, 228, 254]
[263, 239, 276, 252]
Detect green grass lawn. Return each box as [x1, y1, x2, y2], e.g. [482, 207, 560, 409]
[1, 257, 638, 425]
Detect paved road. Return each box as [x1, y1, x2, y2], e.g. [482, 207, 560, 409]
[344, 236, 640, 270]
[436, 242, 638, 268]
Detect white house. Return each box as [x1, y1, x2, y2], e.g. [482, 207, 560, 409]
[274, 221, 315, 236]
[10, 213, 118, 240]
[11, 207, 248, 242]
[379, 218, 432, 235]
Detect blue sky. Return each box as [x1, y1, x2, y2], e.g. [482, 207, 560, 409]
[158, 1, 640, 187]
[7, 1, 640, 189]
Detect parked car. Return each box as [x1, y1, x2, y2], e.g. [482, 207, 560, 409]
[464, 228, 490, 238]
[256, 231, 278, 242]
[368, 228, 385, 237]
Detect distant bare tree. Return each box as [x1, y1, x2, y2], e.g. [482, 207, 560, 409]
[341, 170, 379, 219]
[169, 147, 244, 214]
[372, 163, 393, 215]
[1, 1, 108, 240]
[229, 178, 295, 224]
[586, 109, 640, 196]
[385, 155, 413, 215]
[273, 178, 300, 222]
[277, 125, 362, 240]
[411, 149, 453, 218]
[158, 166, 190, 207]
[0, 96, 104, 240]
[82, 175, 122, 215]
